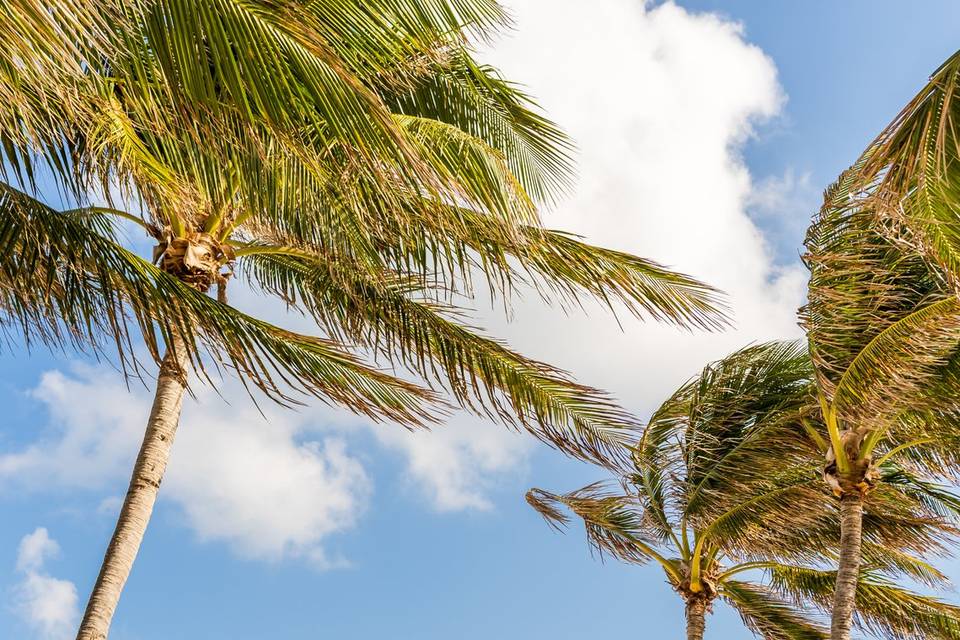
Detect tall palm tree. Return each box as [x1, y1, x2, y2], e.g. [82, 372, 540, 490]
[1, 2, 727, 638]
[529, 342, 960, 640]
[803, 51, 960, 638]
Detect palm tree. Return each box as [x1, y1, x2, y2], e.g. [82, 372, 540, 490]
[803, 51, 960, 638]
[1, 2, 727, 638]
[529, 342, 960, 640]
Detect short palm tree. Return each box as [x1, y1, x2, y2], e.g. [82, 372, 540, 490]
[1, 2, 726, 638]
[529, 342, 960, 640]
[803, 51, 960, 639]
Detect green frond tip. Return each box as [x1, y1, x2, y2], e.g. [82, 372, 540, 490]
[525, 481, 678, 576]
[526, 489, 571, 531]
[385, 52, 575, 206]
[527, 230, 731, 330]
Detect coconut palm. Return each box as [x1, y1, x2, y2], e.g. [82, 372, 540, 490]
[1, 2, 728, 638]
[803, 51, 960, 638]
[529, 342, 960, 640]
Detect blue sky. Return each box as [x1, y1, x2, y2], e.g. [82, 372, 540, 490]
[3, 2, 960, 639]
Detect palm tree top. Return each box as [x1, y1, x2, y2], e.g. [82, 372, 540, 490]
[0, 0, 731, 469]
[529, 342, 960, 639]
[803, 164, 960, 491]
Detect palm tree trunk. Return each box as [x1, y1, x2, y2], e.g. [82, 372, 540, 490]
[830, 493, 863, 640]
[76, 338, 189, 640]
[686, 598, 707, 640]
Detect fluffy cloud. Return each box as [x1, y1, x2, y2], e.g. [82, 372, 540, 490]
[12, 528, 79, 640]
[0, 366, 146, 488]
[164, 408, 370, 566]
[471, 0, 805, 417]
[370, 414, 531, 511]
[0, 367, 370, 567]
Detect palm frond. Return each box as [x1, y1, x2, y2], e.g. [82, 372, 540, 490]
[720, 579, 828, 640]
[525, 483, 679, 578]
[250, 198, 727, 330]
[831, 296, 960, 430]
[856, 50, 960, 227]
[242, 249, 639, 465]
[385, 52, 575, 206]
[136, 0, 413, 166]
[879, 466, 960, 521]
[858, 543, 950, 588]
[770, 564, 960, 640]
[637, 342, 820, 524]
[802, 164, 960, 435]
[395, 113, 538, 224]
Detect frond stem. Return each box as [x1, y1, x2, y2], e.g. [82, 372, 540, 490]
[875, 438, 934, 467]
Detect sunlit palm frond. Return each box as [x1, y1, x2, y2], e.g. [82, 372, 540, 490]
[385, 51, 575, 206]
[690, 474, 827, 564]
[879, 467, 960, 521]
[636, 342, 818, 522]
[830, 296, 960, 430]
[241, 250, 638, 465]
[845, 50, 960, 292]
[298, 0, 510, 76]
[802, 166, 960, 430]
[856, 50, 960, 247]
[516, 227, 727, 329]
[0, 182, 440, 425]
[526, 483, 677, 576]
[250, 196, 727, 330]
[134, 0, 414, 166]
[394, 114, 538, 224]
[0, 1, 126, 192]
[881, 407, 960, 481]
[767, 478, 959, 568]
[858, 543, 950, 589]
[770, 564, 960, 640]
[720, 579, 828, 640]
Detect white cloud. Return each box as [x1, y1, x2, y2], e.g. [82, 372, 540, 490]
[467, 0, 806, 418]
[0, 366, 146, 488]
[0, 368, 371, 567]
[12, 528, 79, 640]
[16, 528, 61, 573]
[165, 406, 370, 566]
[370, 414, 531, 511]
[746, 167, 820, 261]
[748, 168, 815, 217]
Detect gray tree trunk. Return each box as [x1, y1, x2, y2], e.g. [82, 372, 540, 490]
[830, 493, 863, 640]
[686, 598, 707, 640]
[76, 339, 189, 640]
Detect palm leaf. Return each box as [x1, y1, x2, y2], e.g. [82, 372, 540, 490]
[385, 52, 575, 206]
[802, 165, 960, 440]
[720, 579, 828, 640]
[526, 483, 680, 579]
[770, 564, 960, 640]
[242, 249, 639, 465]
